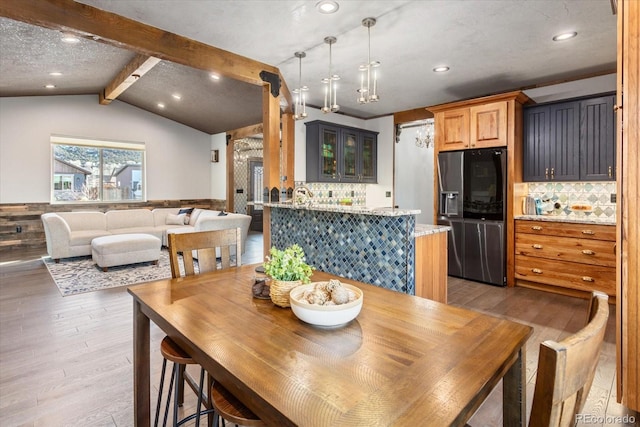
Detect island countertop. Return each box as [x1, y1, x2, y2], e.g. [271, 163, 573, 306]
[414, 223, 451, 237]
[263, 202, 420, 217]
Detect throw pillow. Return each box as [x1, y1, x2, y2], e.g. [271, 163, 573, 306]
[166, 213, 186, 225]
[218, 210, 228, 216]
[178, 207, 194, 225]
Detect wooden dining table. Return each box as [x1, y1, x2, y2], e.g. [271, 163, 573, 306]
[128, 264, 532, 426]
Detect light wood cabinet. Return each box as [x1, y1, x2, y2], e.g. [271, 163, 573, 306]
[435, 108, 469, 151]
[434, 101, 508, 151]
[470, 101, 508, 148]
[515, 220, 616, 297]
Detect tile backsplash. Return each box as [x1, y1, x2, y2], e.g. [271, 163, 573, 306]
[294, 182, 366, 206]
[527, 181, 616, 219]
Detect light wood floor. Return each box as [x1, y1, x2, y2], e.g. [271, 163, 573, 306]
[0, 232, 636, 426]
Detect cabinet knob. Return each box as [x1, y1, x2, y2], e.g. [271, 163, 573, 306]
[582, 249, 596, 255]
[582, 230, 596, 235]
[531, 226, 543, 231]
[532, 268, 543, 274]
[613, 104, 620, 111]
[582, 276, 595, 282]
[532, 244, 543, 249]
[545, 168, 549, 180]
[551, 167, 555, 179]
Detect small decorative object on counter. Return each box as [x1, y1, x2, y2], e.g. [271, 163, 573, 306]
[263, 244, 314, 307]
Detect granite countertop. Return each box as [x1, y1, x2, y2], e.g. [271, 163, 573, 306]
[263, 202, 421, 217]
[414, 224, 451, 237]
[515, 215, 616, 226]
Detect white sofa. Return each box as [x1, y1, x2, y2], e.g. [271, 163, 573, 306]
[41, 208, 251, 262]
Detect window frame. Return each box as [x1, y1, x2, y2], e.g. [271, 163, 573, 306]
[50, 135, 147, 204]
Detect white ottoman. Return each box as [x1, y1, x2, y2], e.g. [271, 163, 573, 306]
[91, 234, 161, 272]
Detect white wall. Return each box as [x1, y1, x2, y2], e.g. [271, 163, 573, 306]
[395, 125, 434, 224]
[293, 107, 394, 208]
[0, 95, 214, 203]
[210, 132, 227, 200]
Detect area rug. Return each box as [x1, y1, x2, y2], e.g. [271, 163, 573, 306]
[43, 250, 181, 296]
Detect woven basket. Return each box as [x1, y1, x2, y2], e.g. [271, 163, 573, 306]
[269, 279, 302, 308]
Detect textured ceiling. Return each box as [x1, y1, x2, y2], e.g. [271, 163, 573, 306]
[1, 0, 617, 134]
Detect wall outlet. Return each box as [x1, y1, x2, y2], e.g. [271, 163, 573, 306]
[329, 190, 332, 197]
[351, 190, 355, 197]
[16, 226, 22, 233]
[611, 193, 617, 203]
[385, 191, 391, 197]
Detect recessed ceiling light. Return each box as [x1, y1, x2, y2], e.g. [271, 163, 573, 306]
[49, 72, 63, 76]
[172, 94, 182, 100]
[61, 33, 80, 43]
[45, 84, 56, 89]
[433, 66, 450, 73]
[316, 0, 339, 14]
[210, 73, 220, 80]
[157, 103, 165, 109]
[552, 31, 577, 41]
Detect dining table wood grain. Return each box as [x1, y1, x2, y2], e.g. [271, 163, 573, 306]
[128, 264, 532, 426]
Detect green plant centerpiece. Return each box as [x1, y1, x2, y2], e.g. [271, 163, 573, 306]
[263, 244, 314, 307]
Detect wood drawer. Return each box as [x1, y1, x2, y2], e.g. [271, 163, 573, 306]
[515, 255, 616, 296]
[515, 220, 616, 241]
[515, 234, 616, 267]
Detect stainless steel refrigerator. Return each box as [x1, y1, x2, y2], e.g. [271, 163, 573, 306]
[437, 148, 507, 286]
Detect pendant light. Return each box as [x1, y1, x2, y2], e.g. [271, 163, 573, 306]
[293, 51, 308, 120]
[321, 36, 340, 113]
[357, 17, 380, 104]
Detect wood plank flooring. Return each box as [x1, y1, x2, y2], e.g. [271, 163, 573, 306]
[0, 232, 636, 426]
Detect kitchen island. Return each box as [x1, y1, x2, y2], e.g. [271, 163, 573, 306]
[264, 203, 450, 301]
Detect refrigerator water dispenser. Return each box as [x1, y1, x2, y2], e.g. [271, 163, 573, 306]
[440, 191, 459, 216]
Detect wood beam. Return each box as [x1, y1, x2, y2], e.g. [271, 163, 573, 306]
[393, 106, 434, 125]
[0, 0, 285, 94]
[100, 54, 161, 105]
[262, 85, 281, 255]
[227, 123, 264, 141]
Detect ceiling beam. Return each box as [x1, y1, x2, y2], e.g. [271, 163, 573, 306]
[99, 54, 161, 105]
[0, 0, 292, 108]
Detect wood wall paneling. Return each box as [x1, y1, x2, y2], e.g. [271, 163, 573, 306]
[0, 200, 225, 252]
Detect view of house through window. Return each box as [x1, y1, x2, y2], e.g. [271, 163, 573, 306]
[51, 136, 146, 203]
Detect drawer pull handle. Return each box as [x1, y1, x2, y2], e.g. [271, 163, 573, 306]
[532, 244, 543, 249]
[608, 166, 613, 178]
[532, 268, 543, 274]
[582, 249, 595, 255]
[582, 230, 595, 235]
[531, 226, 543, 231]
[582, 276, 594, 282]
[545, 168, 549, 180]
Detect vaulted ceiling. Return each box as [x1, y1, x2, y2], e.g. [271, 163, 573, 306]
[0, 0, 617, 135]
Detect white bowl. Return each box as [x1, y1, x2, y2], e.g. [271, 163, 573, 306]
[289, 282, 363, 327]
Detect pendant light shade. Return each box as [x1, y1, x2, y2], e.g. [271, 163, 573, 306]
[293, 51, 308, 120]
[357, 17, 380, 104]
[321, 36, 340, 113]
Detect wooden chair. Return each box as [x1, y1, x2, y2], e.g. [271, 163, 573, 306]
[159, 228, 260, 427]
[528, 290, 610, 427]
[168, 228, 242, 278]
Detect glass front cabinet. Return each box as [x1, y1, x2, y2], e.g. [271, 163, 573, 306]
[305, 120, 378, 183]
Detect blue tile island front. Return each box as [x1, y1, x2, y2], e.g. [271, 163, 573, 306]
[265, 203, 448, 298]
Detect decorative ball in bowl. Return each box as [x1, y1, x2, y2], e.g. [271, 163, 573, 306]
[289, 280, 363, 327]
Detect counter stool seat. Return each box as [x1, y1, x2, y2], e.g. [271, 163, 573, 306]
[156, 336, 207, 427]
[210, 382, 265, 427]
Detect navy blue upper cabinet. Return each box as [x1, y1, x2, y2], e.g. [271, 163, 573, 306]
[580, 95, 616, 181]
[523, 93, 616, 182]
[305, 120, 377, 183]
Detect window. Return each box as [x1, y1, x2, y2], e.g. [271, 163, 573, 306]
[51, 136, 146, 203]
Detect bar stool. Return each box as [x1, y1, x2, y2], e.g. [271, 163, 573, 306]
[210, 381, 265, 427]
[155, 336, 207, 427]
